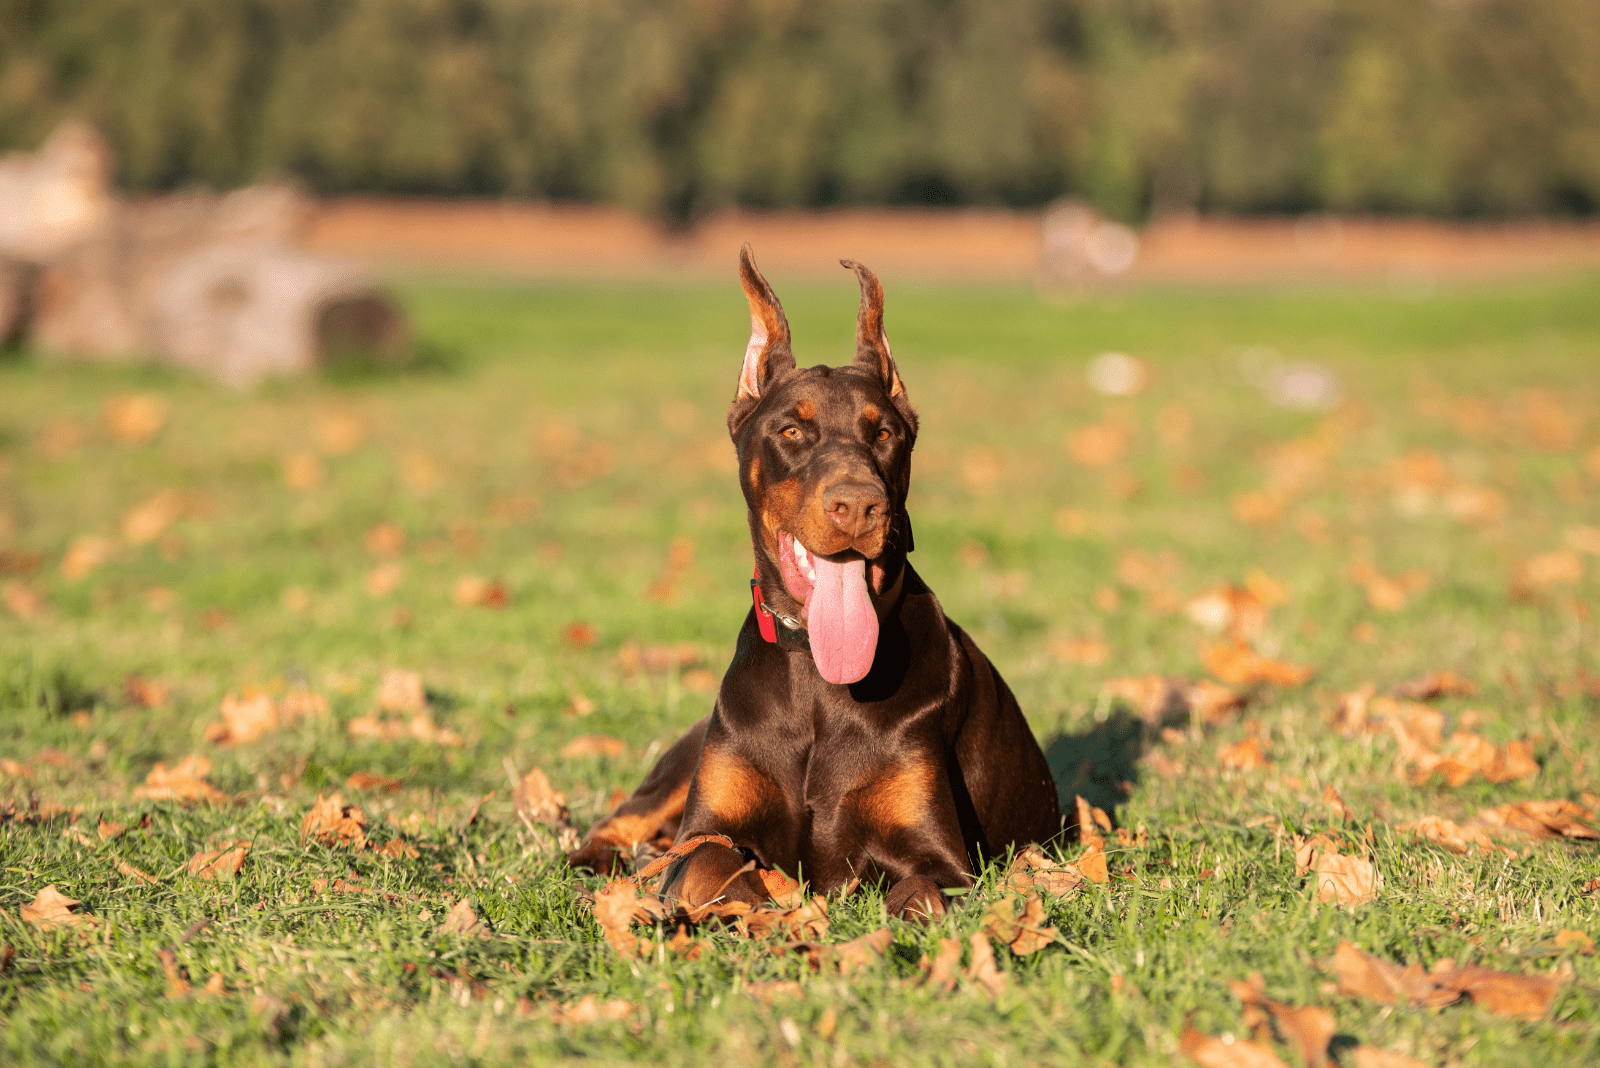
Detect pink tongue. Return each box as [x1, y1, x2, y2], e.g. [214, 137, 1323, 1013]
[807, 554, 878, 684]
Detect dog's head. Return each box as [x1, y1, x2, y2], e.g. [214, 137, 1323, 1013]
[727, 244, 918, 685]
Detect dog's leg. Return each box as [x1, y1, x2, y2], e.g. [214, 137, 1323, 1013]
[566, 715, 709, 874]
[846, 760, 977, 922]
[658, 841, 770, 913]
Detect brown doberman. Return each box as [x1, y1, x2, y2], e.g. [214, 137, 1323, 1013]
[567, 245, 1061, 919]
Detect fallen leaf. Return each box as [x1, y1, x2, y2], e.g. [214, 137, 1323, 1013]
[548, 994, 634, 1024]
[561, 734, 624, 759]
[1002, 845, 1084, 897]
[1329, 942, 1458, 1009]
[1554, 929, 1594, 954]
[187, 842, 249, 880]
[345, 771, 403, 793]
[281, 452, 324, 490]
[1432, 964, 1563, 1020]
[103, 393, 167, 444]
[1474, 799, 1596, 840]
[1516, 549, 1583, 588]
[1074, 796, 1110, 884]
[1065, 422, 1130, 467]
[123, 674, 169, 708]
[207, 692, 279, 745]
[985, 894, 1058, 955]
[452, 574, 509, 607]
[511, 767, 570, 826]
[832, 928, 893, 974]
[1401, 815, 1497, 854]
[1229, 975, 1335, 1068]
[116, 860, 158, 885]
[617, 640, 700, 674]
[21, 885, 97, 929]
[1180, 1027, 1288, 1068]
[963, 932, 1008, 997]
[1218, 737, 1268, 771]
[1048, 636, 1110, 666]
[562, 621, 598, 649]
[1409, 733, 1538, 787]
[1186, 585, 1268, 641]
[60, 534, 113, 581]
[158, 947, 190, 998]
[1393, 671, 1477, 701]
[300, 793, 367, 850]
[1294, 836, 1381, 906]
[920, 936, 963, 991]
[201, 972, 225, 997]
[1205, 642, 1314, 688]
[1348, 1048, 1431, 1068]
[133, 755, 226, 804]
[377, 670, 427, 713]
[2, 581, 44, 620]
[377, 838, 419, 860]
[97, 819, 126, 840]
[591, 879, 668, 957]
[1322, 785, 1352, 821]
[437, 897, 489, 938]
[365, 522, 406, 556]
[364, 562, 403, 597]
[121, 489, 183, 545]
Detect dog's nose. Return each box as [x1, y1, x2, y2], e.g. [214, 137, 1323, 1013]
[824, 481, 888, 538]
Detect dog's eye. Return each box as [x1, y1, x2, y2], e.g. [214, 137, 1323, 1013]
[782, 426, 802, 440]
[876, 427, 891, 441]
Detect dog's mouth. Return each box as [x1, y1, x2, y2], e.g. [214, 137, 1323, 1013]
[777, 531, 885, 685]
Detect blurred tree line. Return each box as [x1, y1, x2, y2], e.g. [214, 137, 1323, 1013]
[2, 0, 1597, 224]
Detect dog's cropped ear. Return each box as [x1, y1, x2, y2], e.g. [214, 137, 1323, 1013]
[731, 245, 794, 424]
[841, 259, 914, 427]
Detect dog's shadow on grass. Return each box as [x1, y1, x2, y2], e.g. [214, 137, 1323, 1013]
[1043, 708, 1148, 832]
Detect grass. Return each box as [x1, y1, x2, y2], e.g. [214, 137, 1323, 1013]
[1, 269, 1598, 1066]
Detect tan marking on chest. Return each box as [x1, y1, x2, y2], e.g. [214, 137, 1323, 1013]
[695, 746, 778, 826]
[851, 761, 936, 830]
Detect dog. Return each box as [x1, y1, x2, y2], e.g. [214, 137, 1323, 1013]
[567, 245, 1060, 919]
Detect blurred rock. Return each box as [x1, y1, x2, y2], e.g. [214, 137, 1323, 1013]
[7, 121, 408, 388]
[0, 121, 116, 261]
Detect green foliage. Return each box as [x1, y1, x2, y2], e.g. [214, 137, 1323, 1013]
[2, 0, 1597, 223]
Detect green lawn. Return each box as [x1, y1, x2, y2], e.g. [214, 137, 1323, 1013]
[1, 270, 1598, 1066]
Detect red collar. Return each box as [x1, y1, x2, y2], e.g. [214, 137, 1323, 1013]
[752, 567, 779, 642]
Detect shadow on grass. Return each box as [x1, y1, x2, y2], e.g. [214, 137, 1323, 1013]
[1043, 708, 1147, 833]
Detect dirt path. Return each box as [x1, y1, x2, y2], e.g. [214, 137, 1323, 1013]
[304, 198, 1600, 284]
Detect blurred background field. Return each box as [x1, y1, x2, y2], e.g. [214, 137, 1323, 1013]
[3, 1, 1600, 1065]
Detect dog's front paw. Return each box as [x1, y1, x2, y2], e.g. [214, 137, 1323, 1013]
[886, 876, 947, 922]
[566, 839, 631, 876]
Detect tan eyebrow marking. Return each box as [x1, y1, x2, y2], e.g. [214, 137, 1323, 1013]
[796, 399, 815, 420]
[862, 403, 880, 421]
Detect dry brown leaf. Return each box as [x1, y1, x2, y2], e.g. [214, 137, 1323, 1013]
[591, 879, 668, 958]
[201, 972, 225, 997]
[548, 994, 634, 1024]
[982, 894, 1057, 956]
[104, 393, 167, 444]
[60, 534, 113, 581]
[1104, 675, 1182, 722]
[1400, 815, 1497, 854]
[1394, 671, 1477, 701]
[365, 522, 406, 556]
[562, 621, 599, 649]
[2, 581, 45, 620]
[377, 838, 419, 860]
[345, 771, 403, 793]
[281, 451, 324, 490]
[1517, 549, 1583, 588]
[1186, 585, 1268, 641]
[364, 562, 403, 597]
[1554, 929, 1594, 954]
[963, 932, 1008, 997]
[437, 897, 489, 938]
[1314, 852, 1380, 907]
[921, 936, 963, 991]
[1322, 785, 1352, 822]
[1066, 422, 1130, 467]
[21, 885, 97, 929]
[116, 859, 158, 885]
[133, 755, 226, 804]
[617, 640, 700, 674]
[1219, 737, 1269, 771]
[1187, 680, 1248, 726]
[1180, 1027, 1289, 1068]
[1229, 976, 1335, 1068]
[279, 688, 328, 720]
[1433, 964, 1563, 1020]
[208, 691, 279, 745]
[121, 489, 183, 545]
[1049, 636, 1110, 666]
[123, 674, 169, 708]
[158, 947, 190, 998]
[511, 767, 570, 826]
[1347, 1047, 1431, 1068]
[560, 734, 625, 759]
[1003, 845, 1084, 897]
[451, 574, 509, 608]
[1205, 642, 1314, 688]
[1330, 942, 1460, 1008]
[300, 793, 367, 850]
[187, 842, 248, 880]
[1074, 796, 1111, 884]
[376, 670, 427, 713]
[97, 819, 126, 840]
[1474, 799, 1596, 840]
[832, 928, 893, 974]
[1409, 733, 1538, 787]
